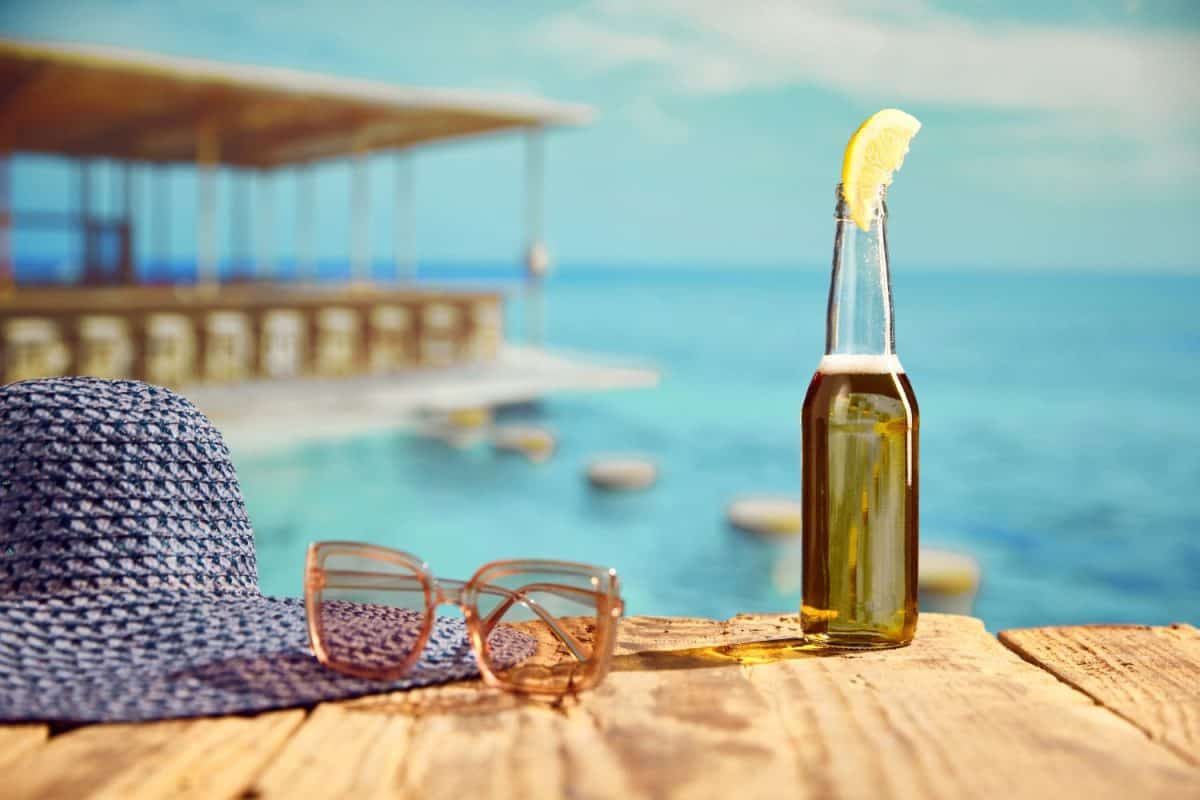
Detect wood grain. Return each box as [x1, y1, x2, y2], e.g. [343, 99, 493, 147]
[5, 615, 1197, 799]
[1000, 623, 1200, 766]
[245, 613, 1198, 800]
[0, 725, 48, 768]
[5, 710, 303, 800]
[252, 703, 414, 799]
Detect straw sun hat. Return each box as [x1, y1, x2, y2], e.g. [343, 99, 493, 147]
[0, 378, 534, 723]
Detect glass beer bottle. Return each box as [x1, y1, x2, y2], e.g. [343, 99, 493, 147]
[801, 184, 918, 648]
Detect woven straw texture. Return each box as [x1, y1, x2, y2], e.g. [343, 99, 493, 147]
[0, 378, 535, 723]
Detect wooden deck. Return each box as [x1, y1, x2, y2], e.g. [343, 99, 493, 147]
[3, 613, 1198, 799]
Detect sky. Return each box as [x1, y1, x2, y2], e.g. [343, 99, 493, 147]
[2, 0, 1199, 272]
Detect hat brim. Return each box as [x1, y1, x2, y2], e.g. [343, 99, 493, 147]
[0, 592, 536, 724]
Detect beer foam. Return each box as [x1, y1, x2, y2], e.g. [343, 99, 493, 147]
[818, 353, 905, 374]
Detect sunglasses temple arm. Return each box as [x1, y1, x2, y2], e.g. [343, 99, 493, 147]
[477, 582, 592, 631]
[476, 583, 595, 663]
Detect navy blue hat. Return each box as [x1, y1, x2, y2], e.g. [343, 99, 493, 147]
[0, 378, 534, 723]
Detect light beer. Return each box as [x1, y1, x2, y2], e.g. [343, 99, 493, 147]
[801, 185, 919, 648]
[801, 354, 918, 647]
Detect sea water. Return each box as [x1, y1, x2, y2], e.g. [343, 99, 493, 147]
[239, 266, 1200, 631]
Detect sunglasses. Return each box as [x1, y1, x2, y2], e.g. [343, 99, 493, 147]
[304, 542, 624, 695]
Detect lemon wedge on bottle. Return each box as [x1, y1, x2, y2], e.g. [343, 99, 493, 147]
[841, 109, 921, 231]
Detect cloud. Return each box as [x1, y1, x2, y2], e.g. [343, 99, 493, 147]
[625, 96, 690, 144]
[537, 1, 1200, 122]
[533, 0, 1200, 181]
[538, 14, 678, 73]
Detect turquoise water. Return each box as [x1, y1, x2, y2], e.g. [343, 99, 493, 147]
[239, 267, 1200, 631]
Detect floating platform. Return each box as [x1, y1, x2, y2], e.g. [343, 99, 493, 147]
[586, 457, 659, 491]
[191, 345, 657, 451]
[727, 496, 802, 536]
[491, 425, 557, 462]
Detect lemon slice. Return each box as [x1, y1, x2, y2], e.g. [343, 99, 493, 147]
[840, 109, 921, 231]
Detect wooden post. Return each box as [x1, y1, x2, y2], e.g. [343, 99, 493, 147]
[256, 169, 274, 281]
[306, 306, 321, 376]
[79, 160, 92, 285]
[154, 164, 170, 280]
[0, 148, 12, 294]
[394, 151, 414, 282]
[523, 127, 546, 347]
[357, 300, 372, 373]
[231, 168, 249, 281]
[119, 162, 135, 285]
[297, 163, 314, 282]
[196, 122, 220, 288]
[351, 146, 370, 283]
[129, 313, 147, 382]
[524, 129, 545, 258]
[190, 310, 209, 383]
[60, 317, 80, 377]
[527, 272, 545, 349]
[247, 308, 263, 377]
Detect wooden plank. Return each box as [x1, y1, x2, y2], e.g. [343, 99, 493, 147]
[0, 725, 49, 768]
[248, 613, 1198, 799]
[252, 704, 415, 798]
[0, 41, 588, 165]
[1000, 623, 1200, 766]
[6, 709, 304, 800]
[0, 63, 50, 124]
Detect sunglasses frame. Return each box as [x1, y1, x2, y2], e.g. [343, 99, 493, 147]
[304, 541, 624, 695]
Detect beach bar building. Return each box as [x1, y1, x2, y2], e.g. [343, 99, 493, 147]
[0, 39, 590, 387]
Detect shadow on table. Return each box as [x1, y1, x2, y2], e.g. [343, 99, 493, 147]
[610, 636, 831, 673]
[334, 637, 839, 718]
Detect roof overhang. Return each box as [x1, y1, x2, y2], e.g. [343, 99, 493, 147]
[0, 39, 593, 168]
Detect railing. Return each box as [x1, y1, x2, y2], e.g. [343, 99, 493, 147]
[0, 285, 504, 387]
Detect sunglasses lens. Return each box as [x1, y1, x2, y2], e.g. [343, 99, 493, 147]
[473, 568, 615, 694]
[312, 550, 430, 678]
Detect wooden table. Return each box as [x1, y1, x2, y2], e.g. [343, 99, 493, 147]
[3, 613, 1198, 799]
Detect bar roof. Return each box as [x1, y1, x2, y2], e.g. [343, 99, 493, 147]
[0, 39, 593, 168]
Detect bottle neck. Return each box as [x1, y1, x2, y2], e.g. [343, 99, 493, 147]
[825, 185, 896, 356]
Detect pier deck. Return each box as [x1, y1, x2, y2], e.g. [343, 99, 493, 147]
[3, 613, 1197, 799]
[191, 344, 660, 450]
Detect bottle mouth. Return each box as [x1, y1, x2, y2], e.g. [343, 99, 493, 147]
[834, 182, 889, 199]
[834, 183, 888, 221]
